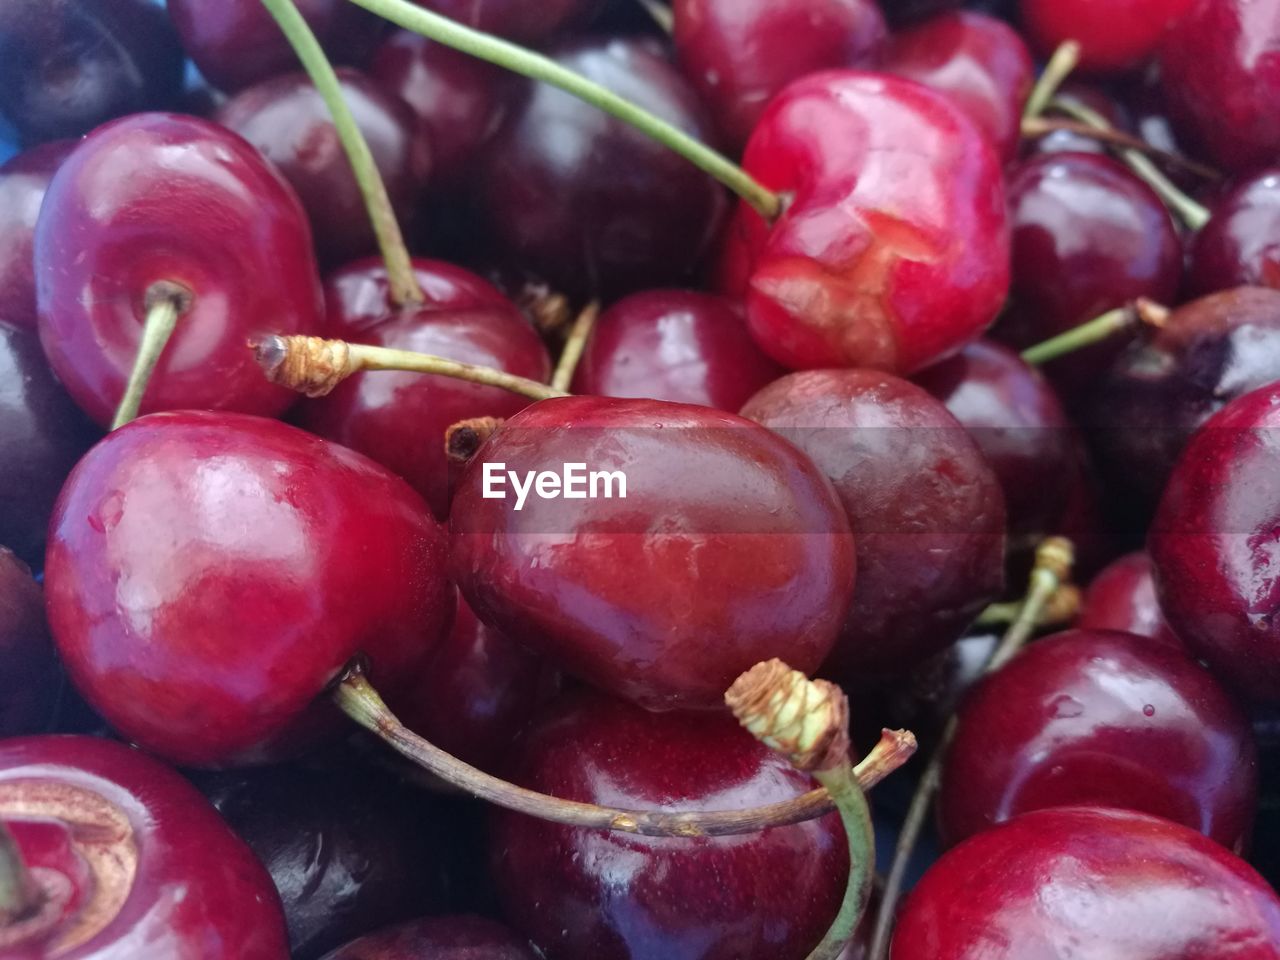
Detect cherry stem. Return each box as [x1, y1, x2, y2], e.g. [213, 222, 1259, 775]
[0, 822, 40, 928]
[975, 582, 1081, 628]
[636, 0, 674, 32]
[1021, 116, 1220, 180]
[111, 282, 191, 430]
[1022, 40, 1081, 121]
[260, 0, 424, 306]
[808, 765, 875, 960]
[332, 667, 917, 838]
[341, 0, 783, 220]
[550, 301, 599, 393]
[867, 537, 1076, 960]
[1020, 298, 1169, 365]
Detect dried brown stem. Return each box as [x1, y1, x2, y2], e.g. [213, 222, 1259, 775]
[1021, 117, 1220, 180]
[445, 416, 504, 463]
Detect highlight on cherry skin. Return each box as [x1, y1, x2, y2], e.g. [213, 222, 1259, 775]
[4, 0, 1280, 958]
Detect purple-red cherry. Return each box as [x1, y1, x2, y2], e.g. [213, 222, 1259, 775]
[43, 411, 454, 767]
[490, 690, 848, 960]
[1019, 0, 1195, 74]
[451, 396, 855, 710]
[892, 807, 1280, 959]
[0, 548, 58, 737]
[0, 141, 73, 330]
[35, 113, 324, 427]
[321, 916, 537, 960]
[1077, 552, 1182, 647]
[1023, 82, 1130, 158]
[570, 290, 784, 412]
[671, 0, 887, 148]
[0, 735, 289, 958]
[409, 0, 595, 44]
[718, 70, 1009, 374]
[1187, 170, 1280, 296]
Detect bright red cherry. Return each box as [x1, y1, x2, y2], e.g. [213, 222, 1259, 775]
[1077, 552, 1182, 647]
[883, 11, 1034, 163]
[671, 0, 887, 148]
[570, 290, 784, 412]
[43, 411, 454, 767]
[0, 548, 58, 737]
[35, 113, 324, 428]
[1150, 381, 1280, 704]
[892, 807, 1280, 960]
[321, 916, 537, 960]
[409, 0, 594, 44]
[718, 71, 1009, 375]
[490, 690, 848, 960]
[0, 735, 289, 958]
[451, 396, 855, 710]
[740, 369, 1005, 675]
[1187, 170, 1280, 296]
[939, 629, 1257, 851]
[1020, 0, 1195, 74]
[0, 141, 73, 330]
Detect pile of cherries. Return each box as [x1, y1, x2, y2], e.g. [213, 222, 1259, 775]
[3, 0, 1280, 957]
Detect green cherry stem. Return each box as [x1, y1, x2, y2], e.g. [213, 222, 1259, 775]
[1021, 298, 1169, 366]
[260, 0, 424, 305]
[637, 0, 674, 32]
[809, 764, 875, 960]
[1022, 40, 1081, 121]
[111, 281, 192, 430]
[341, 0, 783, 220]
[550, 301, 600, 393]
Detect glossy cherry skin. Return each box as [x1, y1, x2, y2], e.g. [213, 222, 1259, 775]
[570, 290, 784, 412]
[451, 396, 855, 711]
[0, 141, 74, 330]
[1077, 552, 1182, 647]
[0, 0, 183, 143]
[883, 11, 1033, 163]
[718, 71, 1009, 375]
[915, 339, 1073, 540]
[1090, 287, 1280, 503]
[490, 690, 848, 960]
[1150, 382, 1280, 704]
[479, 38, 728, 300]
[0, 548, 58, 737]
[1020, 0, 1195, 74]
[1161, 0, 1280, 174]
[741, 369, 1005, 675]
[891, 807, 1280, 960]
[410, 0, 594, 43]
[671, 0, 887, 148]
[321, 256, 513, 332]
[0, 735, 289, 959]
[167, 0, 383, 93]
[1188, 170, 1280, 296]
[43, 411, 454, 767]
[35, 113, 324, 427]
[321, 916, 536, 960]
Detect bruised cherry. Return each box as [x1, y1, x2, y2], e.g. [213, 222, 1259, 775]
[0, 548, 58, 737]
[0, 141, 74, 330]
[1077, 552, 1182, 647]
[320, 916, 537, 960]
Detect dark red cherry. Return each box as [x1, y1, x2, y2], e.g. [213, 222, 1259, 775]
[1161, 0, 1280, 174]
[321, 916, 537, 960]
[369, 32, 510, 186]
[35, 113, 324, 427]
[740, 369, 1005, 675]
[570, 290, 784, 412]
[0, 0, 184, 143]
[671, 0, 887, 148]
[718, 71, 1009, 374]
[451, 396, 855, 710]
[939, 629, 1257, 851]
[1020, 0, 1195, 74]
[883, 11, 1034, 163]
[1188, 170, 1280, 296]
[0, 735, 289, 958]
[167, 0, 383, 93]
[217, 69, 433, 267]
[0, 141, 74, 330]
[1024, 82, 1130, 158]
[1090, 287, 1280, 502]
[1150, 381, 1280, 704]
[479, 38, 728, 300]
[410, 0, 595, 43]
[43, 411, 454, 767]
[1077, 552, 1182, 647]
[490, 690, 848, 960]
[915, 339, 1073, 540]
[0, 548, 58, 737]
[892, 807, 1280, 960]
[322, 256, 513, 333]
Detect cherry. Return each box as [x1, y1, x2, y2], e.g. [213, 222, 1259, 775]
[1077, 552, 1182, 647]
[1187, 170, 1280, 296]
[478, 37, 728, 300]
[43, 411, 454, 767]
[1161, 0, 1280, 174]
[883, 11, 1034, 163]
[369, 31, 510, 186]
[1023, 82, 1130, 158]
[0, 0, 184, 143]
[0, 141, 74, 331]
[569, 290, 784, 412]
[320, 916, 537, 960]
[489, 689, 848, 960]
[1149, 381, 1280, 705]
[0, 549, 58, 737]
[1019, 0, 1195, 74]
[300, 257, 549, 519]
[671, 0, 887, 149]
[450, 396, 855, 711]
[740, 369, 1005, 675]
[879, 0, 965, 25]
[891, 807, 1280, 959]
[167, 0, 384, 93]
[914, 339, 1073, 540]
[717, 71, 1009, 374]
[0, 735, 289, 958]
[409, 0, 596, 44]
[216, 69, 433, 267]
[35, 113, 324, 428]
